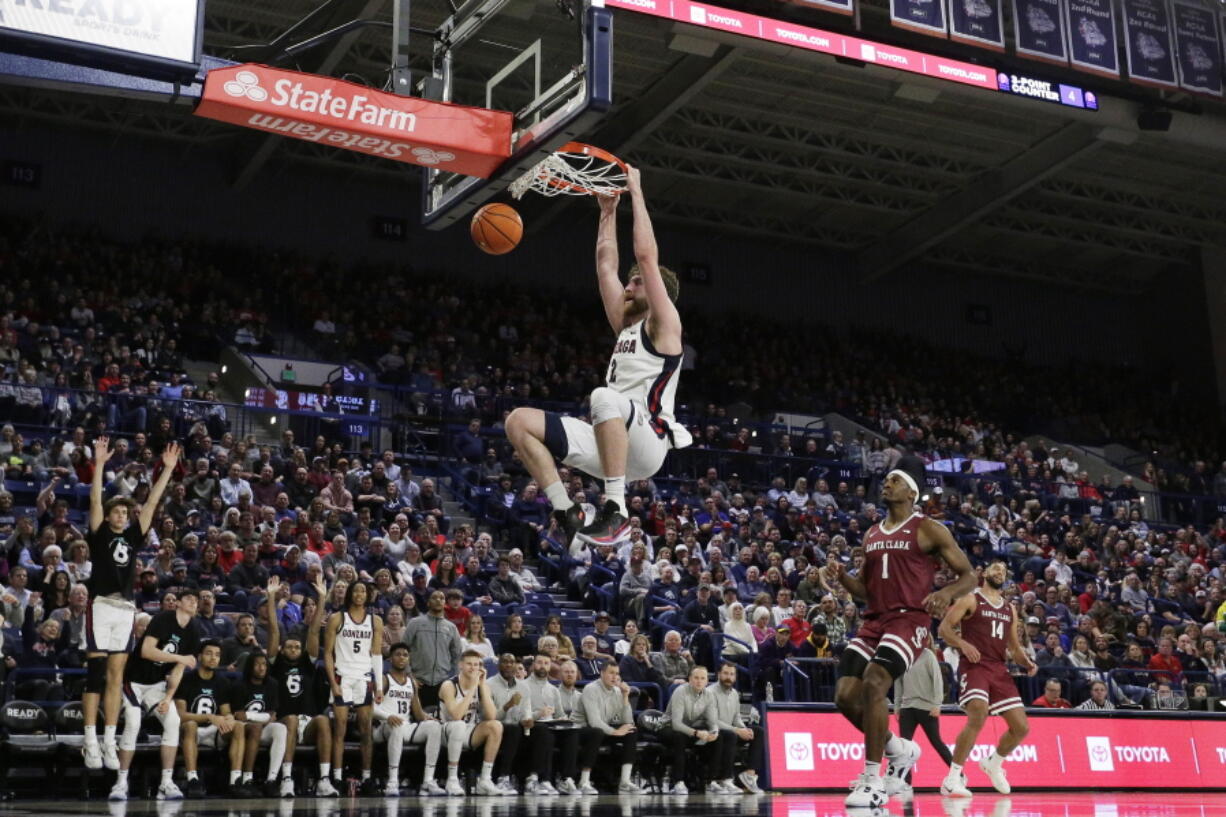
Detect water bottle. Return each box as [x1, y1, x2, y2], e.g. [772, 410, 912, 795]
[765, 682, 774, 703]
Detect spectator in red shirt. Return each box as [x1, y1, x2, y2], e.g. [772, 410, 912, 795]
[1147, 636, 1183, 684]
[306, 521, 333, 558]
[1031, 678, 1072, 709]
[780, 599, 812, 648]
[1078, 583, 1097, 615]
[443, 588, 472, 637]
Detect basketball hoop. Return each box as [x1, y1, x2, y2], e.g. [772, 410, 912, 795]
[509, 142, 628, 199]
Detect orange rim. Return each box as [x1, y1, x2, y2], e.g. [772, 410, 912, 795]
[544, 141, 628, 195]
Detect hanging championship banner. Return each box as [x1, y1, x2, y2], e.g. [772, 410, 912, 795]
[1012, 0, 1070, 63]
[1064, 0, 1120, 76]
[1170, 0, 1222, 96]
[891, 0, 948, 37]
[1122, 0, 1178, 87]
[949, 0, 1006, 48]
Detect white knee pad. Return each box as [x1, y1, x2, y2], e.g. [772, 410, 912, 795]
[120, 704, 142, 752]
[160, 705, 181, 748]
[589, 387, 627, 426]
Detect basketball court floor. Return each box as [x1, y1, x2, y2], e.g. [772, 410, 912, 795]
[1, 792, 1221, 817]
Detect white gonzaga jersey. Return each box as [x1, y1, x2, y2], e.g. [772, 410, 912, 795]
[442, 677, 482, 724]
[379, 674, 416, 720]
[606, 319, 693, 449]
[333, 611, 374, 678]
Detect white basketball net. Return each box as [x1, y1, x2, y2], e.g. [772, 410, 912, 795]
[509, 147, 628, 199]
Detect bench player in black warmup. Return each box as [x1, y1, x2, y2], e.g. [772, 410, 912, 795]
[175, 640, 250, 797]
[232, 648, 290, 796]
[111, 589, 200, 801]
[266, 574, 338, 796]
[84, 437, 181, 771]
[827, 462, 977, 807]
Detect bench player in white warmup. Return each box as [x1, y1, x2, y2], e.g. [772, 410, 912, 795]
[375, 642, 446, 796]
[440, 650, 506, 795]
[323, 580, 384, 795]
[505, 166, 692, 546]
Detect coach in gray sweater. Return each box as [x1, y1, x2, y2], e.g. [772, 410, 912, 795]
[659, 664, 731, 794]
[712, 661, 764, 793]
[575, 660, 643, 794]
[403, 590, 463, 711]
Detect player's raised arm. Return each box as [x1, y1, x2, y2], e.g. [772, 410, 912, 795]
[140, 442, 181, 535]
[595, 192, 625, 336]
[920, 517, 977, 618]
[322, 611, 342, 697]
[89, 436, 114, 532]
[266, 576, 282, 659]
[625, 166, 681, 348]
[305, 576, 327, 661]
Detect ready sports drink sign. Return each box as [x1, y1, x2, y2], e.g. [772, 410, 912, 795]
[196, 64, 513, 178]
[0, 0, 201, 63]
[765, 707, 1226, 789]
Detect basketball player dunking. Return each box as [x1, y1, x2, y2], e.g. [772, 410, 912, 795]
[505, 166, 692, 546]
[938, 559, 1037, 797]
[825, 462, 976, 808]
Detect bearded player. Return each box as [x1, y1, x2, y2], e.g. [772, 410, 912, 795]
[938, 560, 1037, 797]
[505, 166, 692, 546]
[827, 462, 976, 808]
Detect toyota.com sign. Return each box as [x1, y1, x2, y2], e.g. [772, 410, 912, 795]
[765, 708, 1226, 790]
[196, 64, 513, 178]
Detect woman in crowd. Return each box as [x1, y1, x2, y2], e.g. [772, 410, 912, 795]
[543, 615, 576, 659]
[496, 612, 536, 659]
[429, 554, 460, 592]
[64, 538, 91, 586]
[722, 602, 758, 657]
[751, 607, 775, 644]
[396, 542, 429, 586]
[617, 634, 667, 708]
[462, 614, 495, 659]
[381, 605, 407, 654]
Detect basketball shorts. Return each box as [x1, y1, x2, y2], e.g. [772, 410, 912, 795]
[958, 661, 1024, 715]
[444, 720, 479, 749]
[333, 673, 373, 708]
[847, 610, 932, 673]
[376, 720, 421, 743]
[550, 391, 669, 481]
[194, 724, 226, 749]
[124, 681, 169, 714]
[87, 595, 136, 654]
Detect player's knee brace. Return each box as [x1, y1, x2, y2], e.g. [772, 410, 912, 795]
[161, 706, 181, 747]
[85, 656, 108, 694]
[119, 705, 142, 752]
[589, 387, 624, 426]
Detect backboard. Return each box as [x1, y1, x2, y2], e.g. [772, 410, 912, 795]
[420, 0, 613, 229]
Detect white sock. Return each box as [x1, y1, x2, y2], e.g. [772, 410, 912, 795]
[116, 769, 129, 785]
[161, 768, 174, 785]
[579, 770, 591, 788]
[865, 761, 881, 777]
[424, 762, 436, 781]
[604, 477, 627, 516]
[361, 770, 371, 781]
[448, 765, 460, 782]
[85, 725, 98, 745]
[991, 751, 1007, 765]
[282, 762, 292, 779]
[949, 762, 963, 777]
[241, 772, 253, 784]
[320, 763, 330, 779]
[621, 764, 633, 784]
[230, 771, 241, 785]
[187, 771, 199, 782]
[388, 766, 398, 785]
[104, 725, 117, 745]
[481, 761, 494, 782]
[544, 481, 571, 511]
[884, 733, 903, 756]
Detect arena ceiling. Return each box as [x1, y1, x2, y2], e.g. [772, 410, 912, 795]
[4, 0, 1226, 294]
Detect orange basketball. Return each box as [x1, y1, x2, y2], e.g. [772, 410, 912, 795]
[470, 202, 523, 255]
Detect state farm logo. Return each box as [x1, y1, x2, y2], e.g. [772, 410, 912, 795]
[1086, 736, 1114, 771]
[412, 148, 455, 165]
[783, 731, 814, 771]
[224, 70, 268, 102]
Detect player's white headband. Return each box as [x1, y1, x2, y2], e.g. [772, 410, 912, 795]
[887, 469, 919, 498]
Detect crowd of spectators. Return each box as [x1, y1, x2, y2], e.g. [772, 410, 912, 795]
[1, 216, 1225, 736]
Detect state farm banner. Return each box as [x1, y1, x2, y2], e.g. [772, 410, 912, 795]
[195, 64, 513, 178]
[948, 0, 1006, 49]
[765, 708, 1226, 790]
[891, 0, 948, 37]
[1065, 0, 1121, 76]
[1171, 0, 1222, 95]
[1122, 0, 1178, 86]
[1012, 0, 1070, 63]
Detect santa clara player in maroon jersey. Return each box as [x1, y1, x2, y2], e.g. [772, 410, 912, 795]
[825, 461, 976, 808]
[937, 559, 1037, 798]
